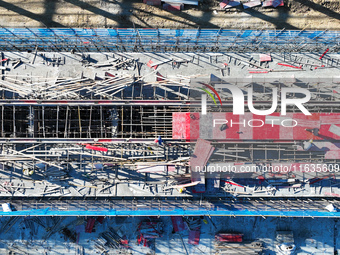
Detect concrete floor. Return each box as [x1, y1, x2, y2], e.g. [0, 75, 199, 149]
[1, 51, 339, 84]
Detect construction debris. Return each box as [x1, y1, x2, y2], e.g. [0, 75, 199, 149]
[137, 219, 164, 247]
[243, 0, 261, 9]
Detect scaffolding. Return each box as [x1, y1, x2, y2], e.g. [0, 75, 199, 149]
[1, 197, 340, 217]
[0, 36, 339, 217]
[0, 28, 339, 53]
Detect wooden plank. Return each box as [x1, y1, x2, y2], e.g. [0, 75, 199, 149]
[243, 0, 261, 9]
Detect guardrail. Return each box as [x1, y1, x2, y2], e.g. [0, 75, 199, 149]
[1, 198, 339, 217]
[0, 28, 339, 52]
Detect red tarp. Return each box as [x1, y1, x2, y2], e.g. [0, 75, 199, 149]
[97, 216, 104, 224]
[225, 0, 241, 8]
[85, 144, 108, 152]
[105, 72, 115, 77]
[325, 192, 340, 197]
[147, 60, 158, 69]
[156, 72, 165, 81]
[221, 180, 244, 187]
[188, 230, 201, 245]
[243, 0, 261, 9]
[85, 218, 96, 233]
[259, 54, 271, 62]
[220, 0, 229, 8]
[163, 3, 183, 11]
[215, 233, 243, 242]
[263, 0, 284, 7]
[171, 216, 186, 232]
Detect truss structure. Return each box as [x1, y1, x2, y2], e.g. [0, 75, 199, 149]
[0, 28, 339, 53]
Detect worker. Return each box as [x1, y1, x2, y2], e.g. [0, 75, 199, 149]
[154, 136, 163, 146]
[303, 139, 313, 151]
[147, 146, 154, 154]
[178, 187, 186, 193]
[23, 169, 34, 176]
[200, 216, 208, 224]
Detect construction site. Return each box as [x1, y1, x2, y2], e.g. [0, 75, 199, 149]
[0, 0, 339, 254]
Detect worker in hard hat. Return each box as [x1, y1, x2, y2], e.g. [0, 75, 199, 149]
[178, 187, 186, 193]
[154, 136, 164, 146]
[23, 169, 34, 176]
[303, 139, 313, 151]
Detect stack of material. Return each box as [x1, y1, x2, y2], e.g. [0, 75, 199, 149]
[145, 0, 197, 10]
[137, 219, 163, 247]
[163, 3, 184, 11]
[263, 0, 284, 7]
[220, 0, 229, 8]
[171, 216, 187, 232]
[95, 227, 129, 252]
[184, 217, 201, 245]
[91, 57, 136, 70]
[220, 0, 283, 9]
[160, 0, 198, 5]
[225, 0, 241, 8]
[215, 233, 243, 242]
[214, 241, 264, 254]
[0, 217, 20, 234]
[61, 227, 77, 243]
[43, 217, 66, 240]
[143, 0, 162, 5]
[243, 0, 261, 9]
[259, 54, 272, 62]
[220, 0, 241, 9]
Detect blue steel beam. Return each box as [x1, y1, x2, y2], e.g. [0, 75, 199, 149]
[1, 208, 340, 217]
[0, 28, 339, 53]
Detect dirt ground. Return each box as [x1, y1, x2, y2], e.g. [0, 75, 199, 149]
[0, 0, 339, 30]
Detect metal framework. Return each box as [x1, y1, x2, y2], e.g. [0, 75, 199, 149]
[2, 197, 340, 217]
[0, 33, 339, 217]
[0, 28, 339, 53]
